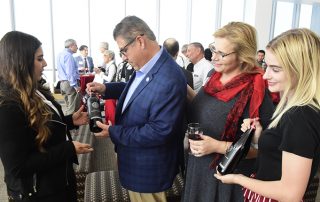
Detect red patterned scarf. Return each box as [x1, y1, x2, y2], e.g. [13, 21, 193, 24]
[203, 67, 265, 168]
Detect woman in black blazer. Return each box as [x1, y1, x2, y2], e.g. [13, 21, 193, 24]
[0, 31, 93, 201]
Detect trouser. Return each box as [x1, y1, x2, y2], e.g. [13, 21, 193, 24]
[128, 190, 167, 202]
[60, 81, 81, 115]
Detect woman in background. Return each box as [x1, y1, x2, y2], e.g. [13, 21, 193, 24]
[0, 31, 93, 202]
[215, 28, 320, 202]
[183, 22, 274, 202]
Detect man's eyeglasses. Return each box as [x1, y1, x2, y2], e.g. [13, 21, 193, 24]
[209, 43, 236, 60]
[119, 34, 144, 57]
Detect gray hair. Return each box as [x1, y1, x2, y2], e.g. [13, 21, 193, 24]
[181, 44, 189, 54]
[100, 42, 109, 50]
[103, 50, 115, 60]
[113, 16, 156, 43]
[189, 42, 204, 54]
[64, 39, 76, 48]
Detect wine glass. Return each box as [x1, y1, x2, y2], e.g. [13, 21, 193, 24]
[187, 123, 203, 155]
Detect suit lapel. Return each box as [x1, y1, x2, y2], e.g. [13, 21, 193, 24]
[115, 72, 136, 122]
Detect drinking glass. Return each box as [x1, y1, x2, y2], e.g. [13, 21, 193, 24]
[187, 123, 203, 155]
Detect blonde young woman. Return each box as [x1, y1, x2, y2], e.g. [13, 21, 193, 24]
[215, 28, 320, 202]
[183, 22, 274, 202]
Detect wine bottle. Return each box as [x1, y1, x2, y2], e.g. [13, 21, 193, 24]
[87, 94, 103, 133]
[217, 128, 254, 175]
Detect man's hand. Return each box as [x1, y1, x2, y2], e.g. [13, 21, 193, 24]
[72, 105, 89, 126]
[94, 120, 113, 137]
[86, 82, 106, 95]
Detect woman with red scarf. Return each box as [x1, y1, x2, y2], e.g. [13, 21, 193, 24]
[182, 22, 275, 202]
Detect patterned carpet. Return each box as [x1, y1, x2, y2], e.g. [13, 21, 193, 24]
[0, 160, 8, 201]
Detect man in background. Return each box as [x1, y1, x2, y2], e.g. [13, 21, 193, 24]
[256, 49, 266, 69]
[163, 38, 193, 89]
[98, 42, 109, 67]
[74, 45, 94, 73]
[57, 39, 81, 115]
[187, 42, 214, 92]
[176, 44, 190, 69]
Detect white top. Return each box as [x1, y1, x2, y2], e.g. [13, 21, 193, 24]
[193, 58, 214, 92]
[176, 54, 190, 69]
[93, 60, 117, 83]
[36, 90, 68, 140]
[36, 90, 61, 118]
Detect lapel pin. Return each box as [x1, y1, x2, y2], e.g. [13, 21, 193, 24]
[146, 77, 150, 82]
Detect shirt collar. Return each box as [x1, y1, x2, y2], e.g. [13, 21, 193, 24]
[137, 46, 163, 76]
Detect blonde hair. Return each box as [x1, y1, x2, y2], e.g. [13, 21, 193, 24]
[267, 28, 320, 128]
[214, 22, 257, 73]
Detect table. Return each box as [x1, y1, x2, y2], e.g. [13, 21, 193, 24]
[80, 74, 95, 95]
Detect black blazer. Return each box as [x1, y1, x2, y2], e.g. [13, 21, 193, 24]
[0, 91, 78, 201]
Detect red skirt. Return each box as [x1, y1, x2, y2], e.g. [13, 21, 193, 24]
[243, 187, 277, 202]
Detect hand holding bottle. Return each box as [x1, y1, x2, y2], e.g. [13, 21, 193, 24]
[241, 117, 262, 144]
[86, 82, 106, 95]
[93, 120, 113, 137]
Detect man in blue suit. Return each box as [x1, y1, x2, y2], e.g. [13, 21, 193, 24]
[87, 16, 187, 202]
[74, 45, 94, 73]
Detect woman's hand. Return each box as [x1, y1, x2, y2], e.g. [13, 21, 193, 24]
[187, 85, 196, 102]
[214, 170, 242, 184]
[72, 141, 93, 154]
[241, 117, 263, 144]
[93, 67, 101, 74]
[189, 134, 219, 157]
[72, 105, 88, 126]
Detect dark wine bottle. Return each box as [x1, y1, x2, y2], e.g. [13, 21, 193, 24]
[217, 128, 254, 175]
[87, 94, 103, 133]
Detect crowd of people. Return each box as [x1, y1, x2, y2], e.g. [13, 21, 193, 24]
[0, 15, 319, 202]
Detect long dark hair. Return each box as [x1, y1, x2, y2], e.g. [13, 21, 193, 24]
[0, 31, 51, 151]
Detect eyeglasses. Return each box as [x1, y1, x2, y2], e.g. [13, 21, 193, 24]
[119, 34, 144, 57]
[209, 43, 236, 60]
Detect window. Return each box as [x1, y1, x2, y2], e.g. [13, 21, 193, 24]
[190, 0, 217, 47]
[244, 0, 256, 26]
[0, 0, 12, 39]
[51, 0, 89, 82]
[221, 0, 244, 27]
[126, 0, 158, 39]
[159, 0, 188, 45]
[299, 4, 312, 28]
[273, 1, 294, 37]
[90, 0, 125, 66]
[14, 0, 54, 84]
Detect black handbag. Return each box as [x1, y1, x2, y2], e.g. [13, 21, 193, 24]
[217, 128, 254, 175]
